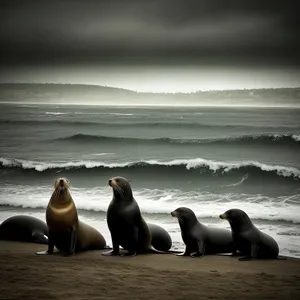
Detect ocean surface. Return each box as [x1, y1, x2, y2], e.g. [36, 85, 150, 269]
[0, 103, 299, 257]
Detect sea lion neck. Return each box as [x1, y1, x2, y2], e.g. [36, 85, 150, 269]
[179, 214, 198, 231]
[112, 188, 133, 203]
[50, 189, 73, 208]
[229, 214, 253, 233]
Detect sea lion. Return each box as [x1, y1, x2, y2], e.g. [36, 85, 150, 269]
[148, 223, 172, 251]
[36, 177, 107, 256]
[102, 176, 177, 256]
[0, 215, 48, 244]
[171, 207, 234, 257]
[220, 208, 281, 261]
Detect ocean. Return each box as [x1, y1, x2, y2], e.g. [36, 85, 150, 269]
[0, 102, 299, 257]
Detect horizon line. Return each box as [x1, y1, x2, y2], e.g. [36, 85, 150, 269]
[1, 82, 300, 95]
[1, 101, 299, 109]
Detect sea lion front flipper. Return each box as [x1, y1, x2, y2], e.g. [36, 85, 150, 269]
[231, 244, 239, 256]
[102, 237, 120, 256]
[191, 241, 205, 258]
[120, 250, 136, 257]
[239, 244, 258, 261]
[251, 243, 258, 258]
[102, 250, 120, 256]
[35, 250, 51, 255]
[238, 256, 253, 261]
[64, 227, 77, 256]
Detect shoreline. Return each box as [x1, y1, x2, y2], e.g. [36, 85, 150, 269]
[1, 241, 299, 300]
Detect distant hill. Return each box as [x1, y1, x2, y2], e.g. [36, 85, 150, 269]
[0, 83, 299, 107]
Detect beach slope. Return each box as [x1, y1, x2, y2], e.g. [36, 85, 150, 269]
[0, 241, 299, 300]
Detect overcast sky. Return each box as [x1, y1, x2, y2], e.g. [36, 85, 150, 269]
[0, 0, 299, 92]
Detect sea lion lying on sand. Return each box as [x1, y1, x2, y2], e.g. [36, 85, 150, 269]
[0, 215, 48, 244]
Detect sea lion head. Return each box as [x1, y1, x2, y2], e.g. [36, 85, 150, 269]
[220, 208, 253, 232]
[171, 207, 198, 229]
[54, 177, 70, 192]
[50, 177, 72, 205]
[108, 176, 133, 201]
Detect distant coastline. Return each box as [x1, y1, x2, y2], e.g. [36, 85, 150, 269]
[0, 83, 299, 107]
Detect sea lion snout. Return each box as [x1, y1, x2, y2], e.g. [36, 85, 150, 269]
[171, 211, 177, 217]
[54, 177, 70, 193]
[108, 179, 117, 187]
[219, 213, 227, 219]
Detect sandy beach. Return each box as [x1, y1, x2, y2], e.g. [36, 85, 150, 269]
[0, 241, 299, 300]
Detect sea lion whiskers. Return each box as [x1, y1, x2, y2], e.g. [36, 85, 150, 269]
[115, 185, 124, 197]
[110, 181, 124, 197]
[171, 210, 184, 224]
[51, 188, 60, 202]
[177, 216, 184, 224]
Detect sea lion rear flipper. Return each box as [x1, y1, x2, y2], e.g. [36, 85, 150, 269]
[147, 246, 181, 255]
[277, 255, 287, 260]
[35, 230, 54, 255]
[176, 246, 191, 256]
[32, 232, 48, 244]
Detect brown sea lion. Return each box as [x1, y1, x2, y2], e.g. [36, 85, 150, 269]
[36, 177, 106, 256]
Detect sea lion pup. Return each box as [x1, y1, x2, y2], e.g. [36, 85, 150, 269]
[171, 207, 234, 257]
[103, 176, 178, 256]
[220, 209, 283, 261]
[36, 178, 106, 256]
[0, 215, 48, 244]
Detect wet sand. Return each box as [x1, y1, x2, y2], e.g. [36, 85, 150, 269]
[0, 241, 300, 300]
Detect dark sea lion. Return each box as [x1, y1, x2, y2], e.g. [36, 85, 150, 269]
[103, 176, 177, 256]
[36, 177, 107, 256]
[171, 207, 234, 257]
[220, 208, 283, 261]
[0, 215, 48, 244]
[148, 223, 172, 251]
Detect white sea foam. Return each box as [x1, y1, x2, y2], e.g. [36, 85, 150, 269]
[292, 134, 300, 142]
[109, 113, 134, 116]
[89, 153, 115, 156]
[1, 157, 300, 178]
[0, 185, 299, 224]
[45, 112, 67, 115]
[0, 185, 299, 257]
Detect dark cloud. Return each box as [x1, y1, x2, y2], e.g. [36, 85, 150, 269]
[0, 0, 299, 66]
